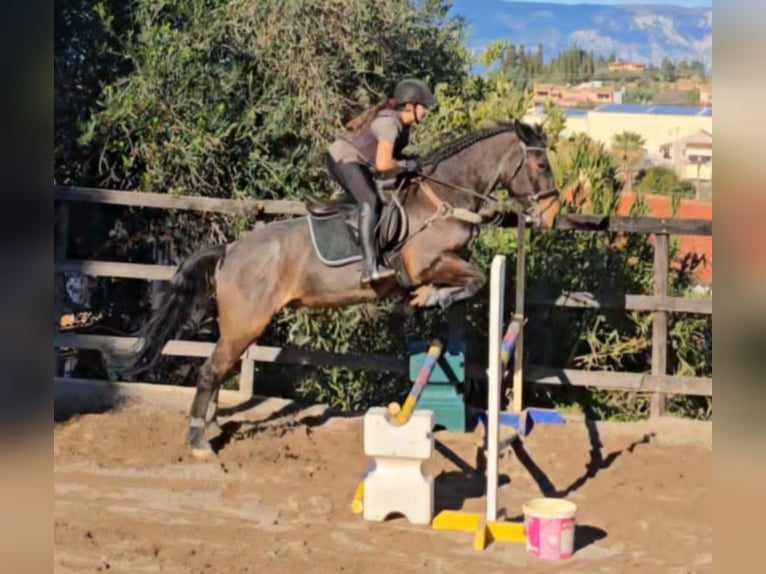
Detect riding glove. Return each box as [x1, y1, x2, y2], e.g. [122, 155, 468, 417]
[403, 158, 420, 173]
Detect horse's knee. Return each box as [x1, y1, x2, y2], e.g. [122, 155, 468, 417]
[199, 345, 239, 389]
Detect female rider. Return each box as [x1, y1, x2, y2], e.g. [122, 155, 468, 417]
[326, 78, 434, 284]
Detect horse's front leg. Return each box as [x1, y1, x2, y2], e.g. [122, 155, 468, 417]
[410, 253, 487, 309]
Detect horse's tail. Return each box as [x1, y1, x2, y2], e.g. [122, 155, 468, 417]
[113, 244, 227, 376]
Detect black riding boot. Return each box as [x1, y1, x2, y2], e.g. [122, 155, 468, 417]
[359, 203, 394, 284]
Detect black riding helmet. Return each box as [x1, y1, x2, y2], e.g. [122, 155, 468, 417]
[393, 78, 435, 109]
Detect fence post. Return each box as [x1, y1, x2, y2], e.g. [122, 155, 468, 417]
[651, 233, 669, 418]
[54, 202, 70, 376]
[512, 217, 526, 414]
[239, 348, 255, 399]
[55, 201, 69, 258]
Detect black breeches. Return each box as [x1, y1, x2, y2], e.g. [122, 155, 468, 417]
[325, 155, 381, 216]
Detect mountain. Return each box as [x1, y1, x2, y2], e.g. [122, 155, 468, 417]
[448, 1, 712, 71]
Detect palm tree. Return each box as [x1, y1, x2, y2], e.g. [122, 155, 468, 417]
[611, 131, 646, 192]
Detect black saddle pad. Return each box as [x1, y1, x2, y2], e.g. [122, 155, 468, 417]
[306, 202, 407, 268]
[307, 212, 363, 267]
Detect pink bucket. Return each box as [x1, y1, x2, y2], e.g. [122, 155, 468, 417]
[523, 498, 577, 560]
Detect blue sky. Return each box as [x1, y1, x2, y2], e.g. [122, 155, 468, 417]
[447, 0, 712, 71]
[491, 0, 710, 5]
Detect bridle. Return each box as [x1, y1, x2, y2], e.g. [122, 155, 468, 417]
[383, 137, 561, 255]
[416, 139, 559, 225]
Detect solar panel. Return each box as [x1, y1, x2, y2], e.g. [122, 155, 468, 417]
[595, 104, 652, 113]
[649, 106, 704, 116]
[593, 104, 713, 117]
[530, 104, 713, 119]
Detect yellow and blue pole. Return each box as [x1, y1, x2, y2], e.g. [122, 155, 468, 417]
[500, 320, 522, 367]
[351, 460, 375, 514]
[393, 339, 443, 426]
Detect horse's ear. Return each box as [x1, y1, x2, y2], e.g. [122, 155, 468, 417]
[513, 119, 537, 144]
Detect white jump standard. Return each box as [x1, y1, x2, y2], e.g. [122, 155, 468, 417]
[362, 408, 435, 524]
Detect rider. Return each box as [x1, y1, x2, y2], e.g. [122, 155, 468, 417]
[326, 78, 434, 284]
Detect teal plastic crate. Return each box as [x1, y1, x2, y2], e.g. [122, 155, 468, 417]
[408, 339, 466, 432]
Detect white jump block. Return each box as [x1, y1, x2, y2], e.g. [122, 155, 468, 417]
[362, 407, 435, 525]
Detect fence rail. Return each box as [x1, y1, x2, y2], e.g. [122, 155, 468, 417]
[54, 185, 713, 413]
[54, 333, 713, 397]
[54, 185, 307, 215]
[54, 185, 713, 235]
[55, 260, 177, 281]
[527, 291, 712, 315]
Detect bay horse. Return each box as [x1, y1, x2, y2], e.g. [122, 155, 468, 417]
[113, 119, 562, 455]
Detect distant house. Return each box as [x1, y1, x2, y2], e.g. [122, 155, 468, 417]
[583, 104, 713, 166]
[659, 129, 712, 182]
[532, 82, 614, 107]
[521, 103, 713, 169]
[608, 60, 645, 72]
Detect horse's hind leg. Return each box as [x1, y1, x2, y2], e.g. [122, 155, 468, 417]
[187, 296, 277, 456]
[187, 335, 252, 456]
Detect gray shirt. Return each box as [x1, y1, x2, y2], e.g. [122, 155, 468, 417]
[329, 115, 405, 165]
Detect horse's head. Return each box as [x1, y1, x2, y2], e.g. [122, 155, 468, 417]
[417, 120, 561, 229]
[496, 120, 561, 230]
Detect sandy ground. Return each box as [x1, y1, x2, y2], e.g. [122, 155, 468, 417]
[54, 395, 712, 573]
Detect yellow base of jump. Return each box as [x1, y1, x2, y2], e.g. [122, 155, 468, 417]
[432, 510, 526, 550]
[353, 499, 527, 550]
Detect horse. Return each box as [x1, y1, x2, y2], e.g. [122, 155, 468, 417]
[113, 118, 562, 456]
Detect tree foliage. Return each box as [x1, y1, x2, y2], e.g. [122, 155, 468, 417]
[66, 0, 469, 200]
[611, 131, 646, 191]
[54, 0, 134, 184]
[636, 166, 695, 198]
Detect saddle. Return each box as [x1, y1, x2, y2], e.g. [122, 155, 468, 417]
[305, 177, 409, 278]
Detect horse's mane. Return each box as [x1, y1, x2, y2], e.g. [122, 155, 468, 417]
[420, 123, 514, 167]
[419, 120, 546, 173]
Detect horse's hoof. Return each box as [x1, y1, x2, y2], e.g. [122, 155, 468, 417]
[187, 426, 213, 458]
[410, 284, 435, 307]
[191, 445, 214, 459]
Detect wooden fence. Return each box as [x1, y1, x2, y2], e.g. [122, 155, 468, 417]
[53, 185, 713, 416]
